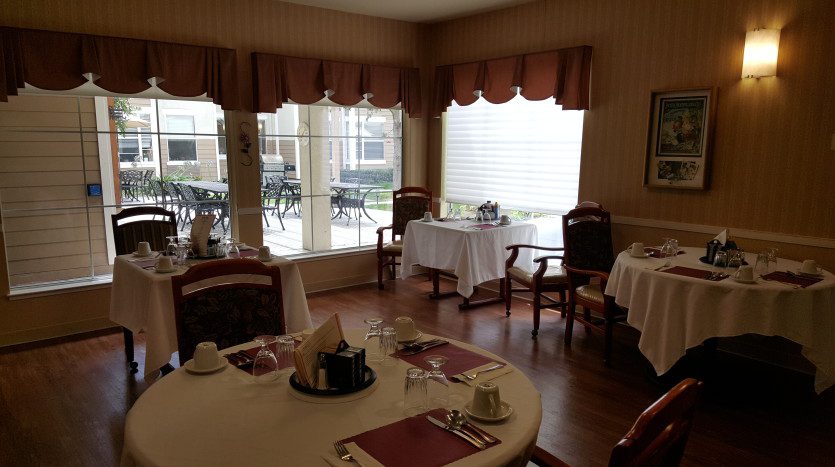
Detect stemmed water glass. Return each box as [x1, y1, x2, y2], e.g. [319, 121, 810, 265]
[175, 237, 192, 265]
[364, 317, 384, 362]
[165, 235, 179, 257]
[767, 247, 779, 272]
[252, 335, 279, 383]
[424, 354, 449, 409]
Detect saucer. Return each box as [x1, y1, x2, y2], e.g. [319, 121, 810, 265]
[733, 277, 758, 284]
[258, 256, 273, 263]
[464, 401, 513, 422]
[397, 330, 423, 344]
[629, 252, 650, 258]
[132, 251, 152, 258]
[420, 218, 433, 223]
[796, 270, 823, 278]
[499, 221, 511, 226]
[184, 357, 228, 374]
[154, 266, 178, 273]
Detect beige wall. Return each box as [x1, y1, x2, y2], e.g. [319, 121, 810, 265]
[426, 0, 835, 265]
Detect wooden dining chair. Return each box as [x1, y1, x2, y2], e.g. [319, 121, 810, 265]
[561, 204, 626, 365]
[529, 378, 704, 467]
[171, 259, 285, 365]
[376, 186, 432, 289]
[111, 206, 177, 373]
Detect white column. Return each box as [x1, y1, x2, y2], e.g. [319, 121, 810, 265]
[300, 106, 332, 251]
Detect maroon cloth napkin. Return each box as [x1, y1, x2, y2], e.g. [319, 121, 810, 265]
[663, 266, 721, 280]
[644, 247, 686, 258]
[229, 340, 299, 375]
[762, 271, 822, 288]
[395, 343, 496, 376]
[342, 408, 500, 466]
[237, 249, 260, 258]
[472, 223, 499, 230]
[132, 258, 159, 269]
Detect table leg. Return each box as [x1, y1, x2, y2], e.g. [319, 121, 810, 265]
[359, 189, 377, 223]
[123, 328, 138, 374]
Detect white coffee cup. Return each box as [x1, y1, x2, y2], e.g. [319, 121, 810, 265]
[499, 214, 511, 225]
[155, 256, 173, 271]
[630, 242, 645, 257]
[258, 245, 271, 261]
[471, 381, 502, 418]
[423, 211, 433, 222]
[137, 241, 151, 256]
[734, 265, 754, 282]
[801, 259, 821, 275]
[193, 341, 219, 370]
[394, 316, 418, 341]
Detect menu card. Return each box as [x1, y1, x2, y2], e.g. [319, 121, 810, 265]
[189, 214, 215, 256]
[292, 313, 345, 386]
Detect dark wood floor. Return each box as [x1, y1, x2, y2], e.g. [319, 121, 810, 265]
[1, 275, 834, 466]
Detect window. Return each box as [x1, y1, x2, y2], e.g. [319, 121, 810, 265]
[0, 95, 229, 291]
[444, 95, 584, 246]
[258, 104, 402, 256]
[165, 115, 197, 162]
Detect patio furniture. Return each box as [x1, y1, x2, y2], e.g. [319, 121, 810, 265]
[171, 259, 285, 365]
[561, 204, 624, 365]
[261, 182, 285, 230]
[110, 206, 177, 374]
[376, 186, 431, 289]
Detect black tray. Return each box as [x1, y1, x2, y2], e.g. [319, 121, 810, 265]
[289, 366, 376, 396]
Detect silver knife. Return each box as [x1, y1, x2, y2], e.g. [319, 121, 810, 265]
[426, 416, 486, 449]
[400, 340, 449, 355]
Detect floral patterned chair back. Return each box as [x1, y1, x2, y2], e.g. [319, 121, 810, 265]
[562, 206, 615, 281]
[391, 187, 432, 237]
[171, 259, 285, 365]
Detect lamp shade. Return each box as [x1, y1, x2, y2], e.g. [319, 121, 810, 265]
[742, 28, 780, 78]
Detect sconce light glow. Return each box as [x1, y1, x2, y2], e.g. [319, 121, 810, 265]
[742, 28, 781, 78]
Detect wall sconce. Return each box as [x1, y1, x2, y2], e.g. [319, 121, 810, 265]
[741, 28, 781, 78]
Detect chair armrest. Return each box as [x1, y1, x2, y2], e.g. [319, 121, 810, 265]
[506, 245, 564, 270]
[533, 255, 564, 264]
[376, 225, 393, 254]
[564, 265, 610, 289]
[375, 225, 393, 236]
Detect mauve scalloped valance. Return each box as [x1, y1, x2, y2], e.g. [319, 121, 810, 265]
[252, 53, 421, 117]
[432, 46, 592, 117]
[0, 27, 240, 110]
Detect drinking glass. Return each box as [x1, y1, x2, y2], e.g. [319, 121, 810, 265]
[728, 249, 745, 268]
[380, 327, 397, 365]
[403, 367, 428, 416]
[767, 247, 779, 272]
[165, 235, 179, 257]
[364, 317, 384, 362]
[226, 237, 240, 258]
[424, 355, 449, 409]
[275, 335, 295, 373]
[175, 237, 192, 265]
[252, 335, 279, 383]
[475, 211, 484, 223]
[712, 250, 728, 270]
[754, 252, 770, 277]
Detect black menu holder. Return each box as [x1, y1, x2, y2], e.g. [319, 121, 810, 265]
[705, 239, 721, 264]
[321, 340, 366, 389]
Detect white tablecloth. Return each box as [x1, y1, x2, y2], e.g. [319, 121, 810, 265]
[605, 246, 835, 393]
[109, 255, 312, 376]
[121, 329, 542, 467]
[399, 220, 538, 297]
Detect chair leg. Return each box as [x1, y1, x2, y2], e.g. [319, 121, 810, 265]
[583, 308, 592, 334]
[604, 316, 614, 366]
[123, 328, 138, 374]
[504, 278, 512, 317]
[564, 301, 576, 346]
[532, 286, 541, 337]
[377, 257, 385, 290]
[559, 290, 567, 318]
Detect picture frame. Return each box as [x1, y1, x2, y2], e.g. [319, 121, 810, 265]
[643, 87, 717, 190]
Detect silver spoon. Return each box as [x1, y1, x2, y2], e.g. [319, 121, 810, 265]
[446, 410, 498, 444]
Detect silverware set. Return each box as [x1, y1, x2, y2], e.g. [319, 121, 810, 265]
[703, 271, 729, 281]
[461, 363, 505, 380]
[399, 339, 449, 355]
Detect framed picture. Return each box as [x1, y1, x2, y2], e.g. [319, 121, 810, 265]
[643, 87, 717, 189]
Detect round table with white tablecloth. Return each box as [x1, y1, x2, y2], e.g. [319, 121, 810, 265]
[605, 246, 835, 393]
[120, 329, 541, 467]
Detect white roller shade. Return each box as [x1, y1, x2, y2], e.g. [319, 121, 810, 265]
[444, 96, 583, 215]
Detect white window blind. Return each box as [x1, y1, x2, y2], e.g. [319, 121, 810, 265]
[444, 96, 584, 215]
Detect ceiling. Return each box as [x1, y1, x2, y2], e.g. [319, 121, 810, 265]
[279, 0, 536, 23]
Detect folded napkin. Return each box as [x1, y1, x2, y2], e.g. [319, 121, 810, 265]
[322, 442, 382, 467]
[714, 229, 728, 245]
[762, 271, 822, 288]
[337, 409, 499, 467]
[451, 362, 513, 386]
[663, 266, 728, 281]
[395, 343, 496, 377]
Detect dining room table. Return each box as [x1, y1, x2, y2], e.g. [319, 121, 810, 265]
[399, 218, 538, 309]
[120, 328, 542, 466]
[109, 250, 313, 377]
[604, 246, 835, 393]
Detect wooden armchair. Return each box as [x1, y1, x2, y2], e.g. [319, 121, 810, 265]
[171, 259, 285, 365]
[376, 186, 432, 289]
[504, 244, 568, 336]
[529, 378, 704, 467]
[561, 205, 625, 365]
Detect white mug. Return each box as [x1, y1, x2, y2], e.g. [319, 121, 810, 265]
[258, 245, 271, 261]
[394, 316, 418, 341]
[499, 214, 512, 225]
[734, 265, 754, 282]
[423, 211, 433, 222]
[155, 256, 174, 271]
[137, 241, 151, 256]
[801, 259, 821, 275]
[471, 381, 502, 418]
[630, 242, 645, 256]
[193, 341, 219, 370]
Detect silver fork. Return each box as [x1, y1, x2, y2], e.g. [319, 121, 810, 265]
[463, 363, 505, 380]
[333, 440, 356, 463]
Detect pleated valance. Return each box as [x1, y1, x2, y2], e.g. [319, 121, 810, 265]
[0, 27, 240, 109]
[252, 53, 421, 117]
[431, 45, 592, 117]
